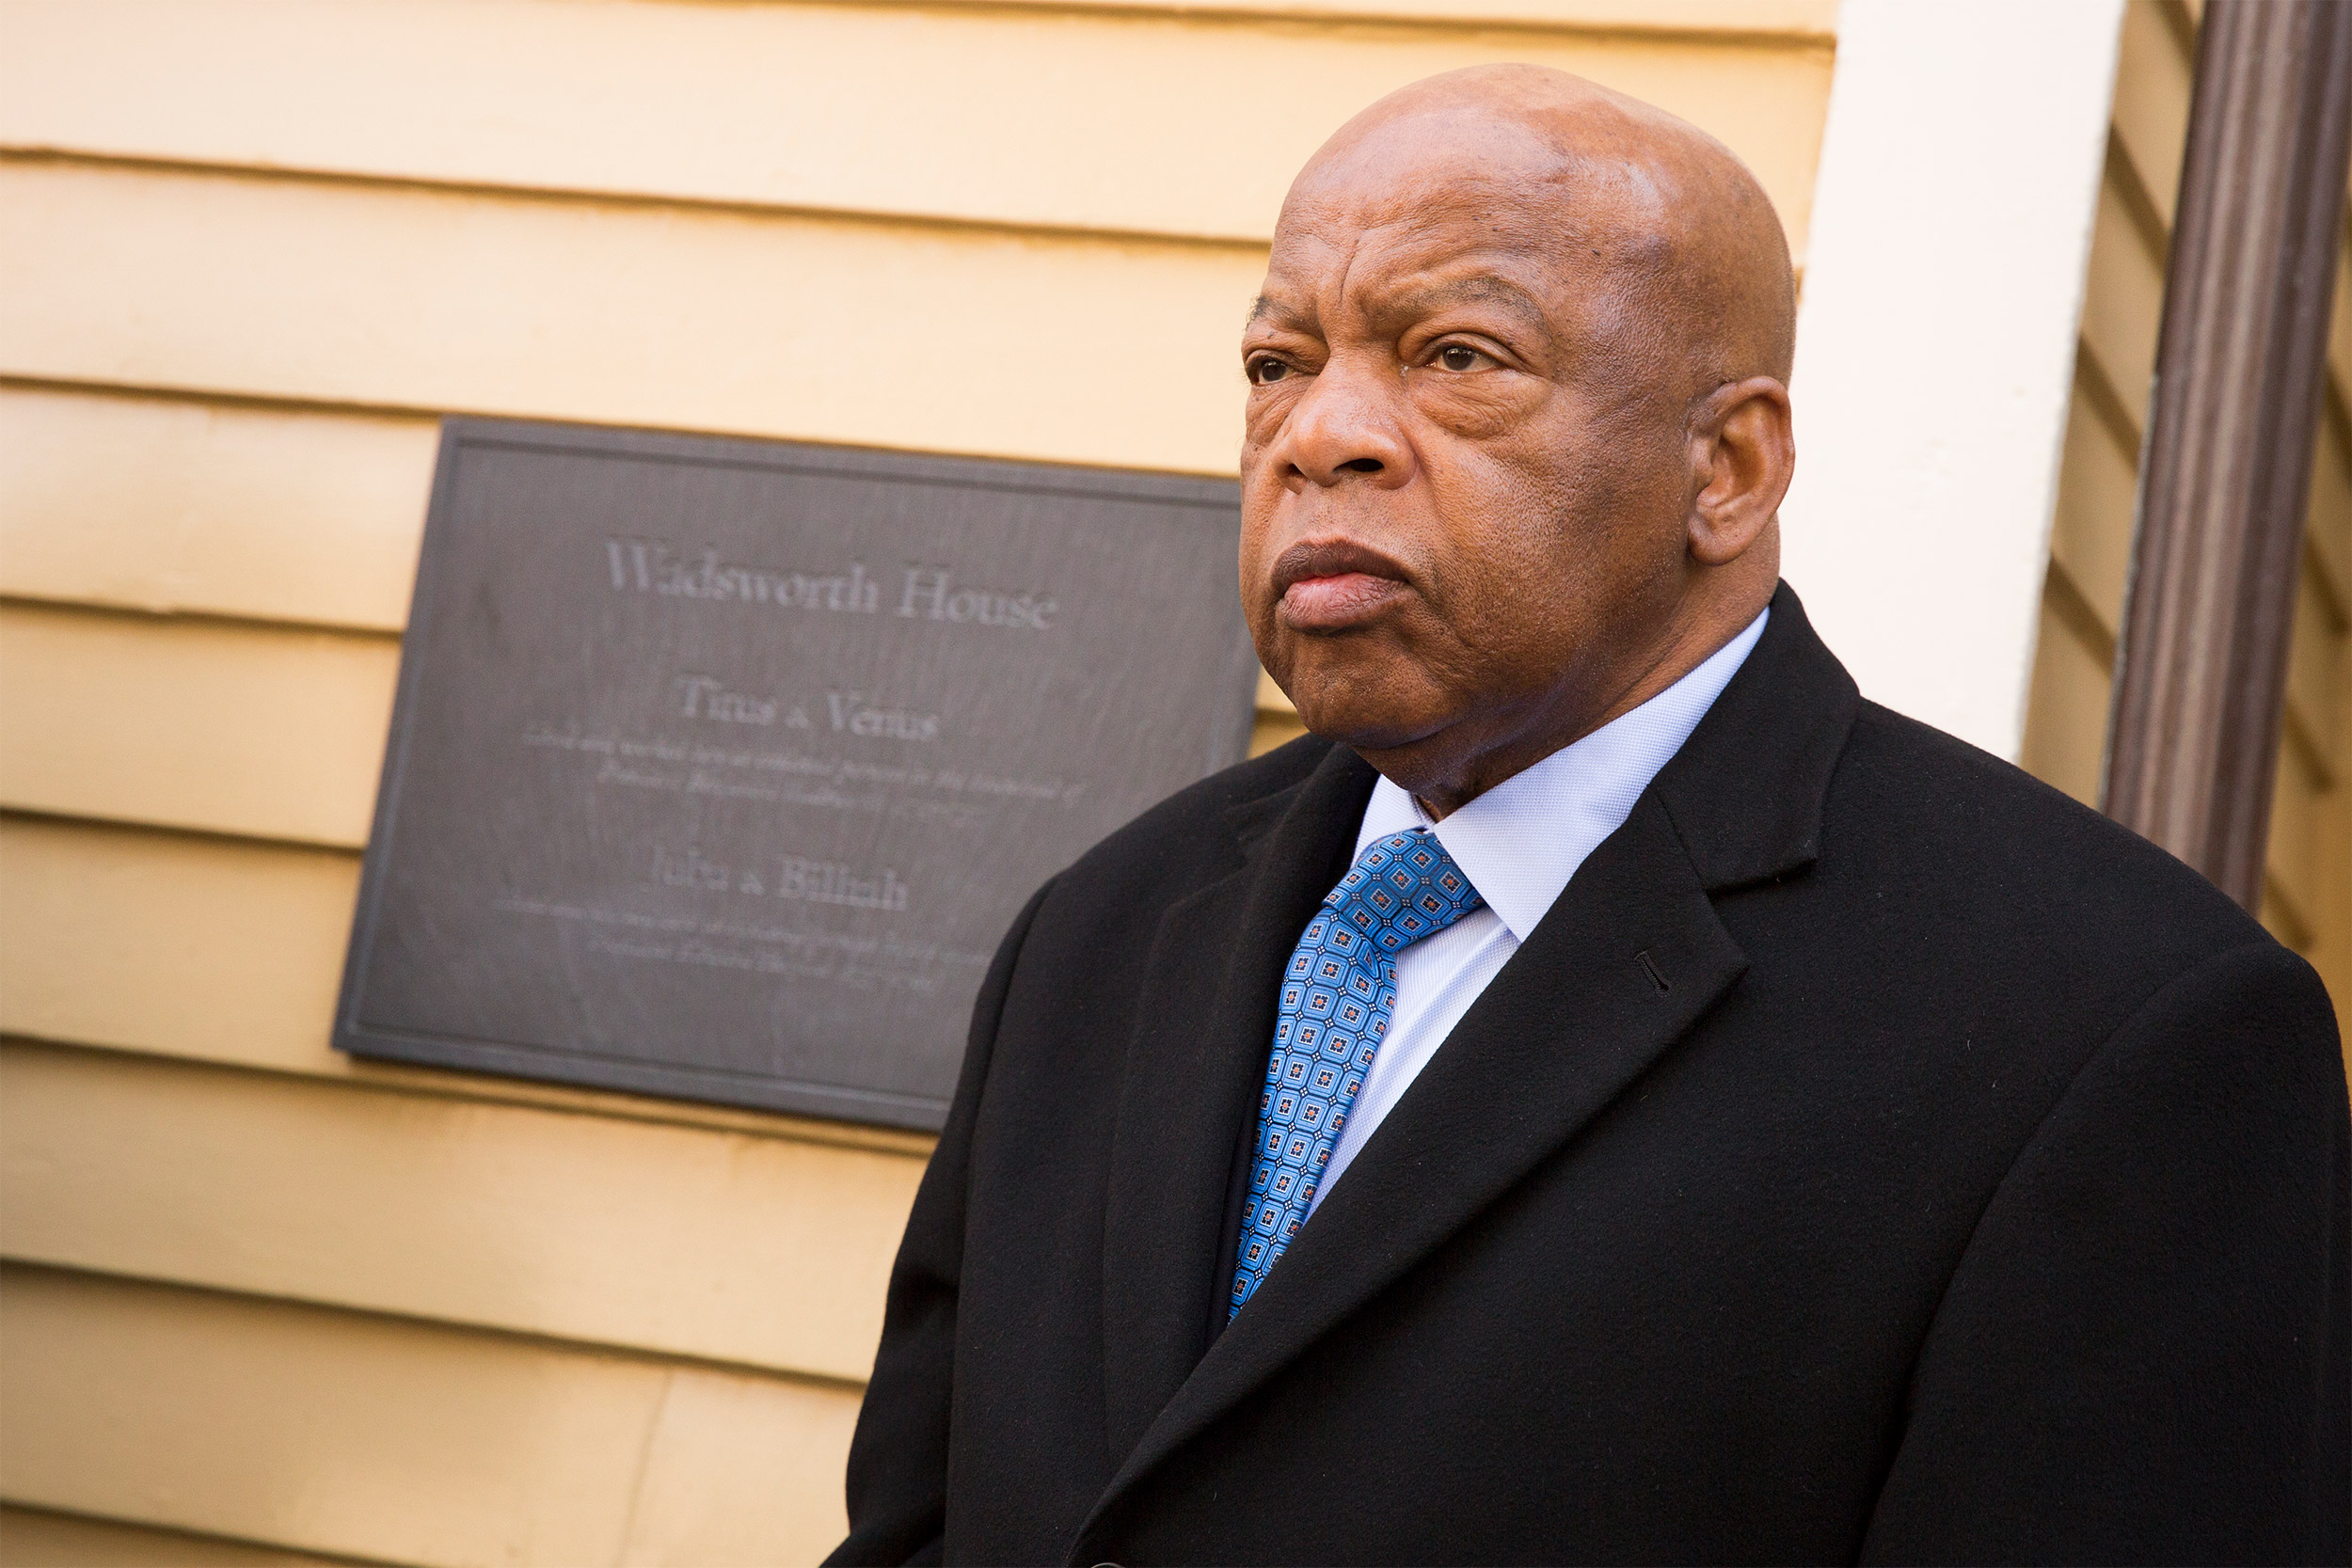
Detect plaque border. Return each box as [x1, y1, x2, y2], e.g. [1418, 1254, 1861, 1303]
[333, 416, 1261, 1130]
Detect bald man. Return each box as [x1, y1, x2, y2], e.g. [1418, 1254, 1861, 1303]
[833, 69, 2348, 1565]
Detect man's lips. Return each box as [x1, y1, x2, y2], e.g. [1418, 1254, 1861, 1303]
[1271, 540, 1411, 630]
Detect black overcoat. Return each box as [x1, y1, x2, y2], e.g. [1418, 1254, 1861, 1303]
[833, 584, 2350, 1565]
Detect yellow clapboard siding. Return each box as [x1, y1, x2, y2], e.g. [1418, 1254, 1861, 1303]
[1248, 710, 1311, 758]
[0, 1040, 917, 1383]
[1250, 670, 1310, 752]
[0, 387, 435, 632]
[0, 1266, 856, 1567]
[2280, 415, 2351, 1017]
[2265, 739, 2325, 944]
[921, 0, 1839, 33]
[0, 157, 1262, 479]
[2308, 418, 2352, 621]
[2107, 0, 2193, 233]
[0, 815, 358, 1074]
[2018, 572, 2114, 809]
[2287, 253, 2352, 1026]
[0, 1507, 353, 1568]
[2021, 16, 2175, 821]
[611, 1362, 859, 1568]
[2308, 620, 2352, 1023]
[3, 388, 1303, 726]
[2262, 876, 2314, 952]
[0, 0, 1830, 252]
[0, 813, 940, 1156]
[2332, 244, 2352, 433]
[2075, 164, 2169, 440]
[2049, 358, 2140, 633]
[0, 602, 394, 847]
[2285, 566, 2344, 782]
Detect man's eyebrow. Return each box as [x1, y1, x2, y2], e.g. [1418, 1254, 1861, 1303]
[1385, 275, 1550, 328]
[1247, 276, 1549, 335]
[1247, 295, 1313, 330]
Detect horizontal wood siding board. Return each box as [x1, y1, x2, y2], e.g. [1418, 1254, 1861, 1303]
[2101, 134, 2170, 262]
[2107, 0, 2194, 232]
[2315, 610, 2352, 1017]
[1248, 710, 1311, 757]
[2334, 243, 2352, 439]
[0, 1264, 856, 1566]
[0, 1040, 917, 1382]
[0, 813, 938, 1156]
[2076, 166, 2169, 438]
[2285, 569, 2344, 783]
[0, 811, 361, 1067]
[2072, 331, 2144, 454]
[0, 387, 436, 632]
[2, 148, 1279, 260]
[0, 0, 1831, 248]
[2049, 360, 2141, 633]
[2265, 737, 2325, 927]
[2018, 5, 2189, 827]
[0, 601, 395, 847]
[907, 0, 1840, 38]
[2280, 700, 2334, 798]
[0, 158, 1266, 478]
[2309, 409, 2352, 618]
[2264, 875, 2316, 951]
[0, 1505, 390, 1568]
[2019, 576, 2117, 808]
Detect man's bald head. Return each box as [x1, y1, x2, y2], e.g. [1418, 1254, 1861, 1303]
[1237, 65, 1799, 815]
[1283, 64, 1795, 392]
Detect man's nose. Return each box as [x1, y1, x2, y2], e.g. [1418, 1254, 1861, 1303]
[1275, 360, 1414, 489]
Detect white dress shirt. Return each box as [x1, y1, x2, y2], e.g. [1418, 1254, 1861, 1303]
[1308, 608, 1769, 1213]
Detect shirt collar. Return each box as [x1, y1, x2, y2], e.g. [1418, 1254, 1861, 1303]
[1354, 608, 1770, 942]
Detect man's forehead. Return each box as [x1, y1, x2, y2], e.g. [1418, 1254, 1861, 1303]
[1249, 202, 1597, 331]
[1248, 265, 1556, 331]
[1265, 150, 1661, 305]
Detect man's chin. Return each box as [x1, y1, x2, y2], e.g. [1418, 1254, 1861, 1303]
[1291, 698, 1458, 768]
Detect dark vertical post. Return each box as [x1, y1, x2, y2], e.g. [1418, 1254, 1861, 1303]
[2103, 0, 2352, 910]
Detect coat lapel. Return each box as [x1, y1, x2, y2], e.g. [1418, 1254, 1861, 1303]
[1097, 741, 1376, 1466]
[1075, 584, 1862, 1554]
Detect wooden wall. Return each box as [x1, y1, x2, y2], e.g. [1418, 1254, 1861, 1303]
[2017, 0, 2352, 1034]
[0, 2, 1836, 1560]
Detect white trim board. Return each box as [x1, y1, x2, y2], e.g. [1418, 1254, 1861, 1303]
[1780, 0, 2126, 761]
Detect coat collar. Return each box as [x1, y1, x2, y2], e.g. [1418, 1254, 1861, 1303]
[1079, 583, 1859, 1557]
[1649, 581, 1860, 892]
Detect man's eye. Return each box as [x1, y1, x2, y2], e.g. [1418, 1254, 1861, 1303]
[1248, 358, 1294, 385]
[1434, 344, 1495, 372]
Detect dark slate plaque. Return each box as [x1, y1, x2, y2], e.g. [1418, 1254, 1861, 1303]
[335, 418, 1257, 1129]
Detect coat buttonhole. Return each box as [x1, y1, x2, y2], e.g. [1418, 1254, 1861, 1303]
[1636, 950, 1670, 992]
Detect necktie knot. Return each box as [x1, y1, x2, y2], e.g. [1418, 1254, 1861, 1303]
[1327, 830, 1485, 953]
[1231, 829, 1485, 1317]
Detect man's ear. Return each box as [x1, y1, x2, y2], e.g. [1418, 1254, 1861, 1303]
[1686, 376, 1793, 566]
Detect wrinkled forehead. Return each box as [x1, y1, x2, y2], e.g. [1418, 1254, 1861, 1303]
[1265, 105, 1679, 310]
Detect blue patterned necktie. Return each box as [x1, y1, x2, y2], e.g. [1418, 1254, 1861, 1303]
[1230, 828, 1486, 1317]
